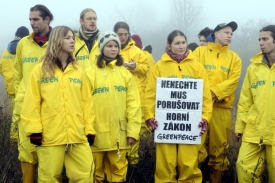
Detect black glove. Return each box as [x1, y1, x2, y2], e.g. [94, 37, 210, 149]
[87, 135, 95, 146]
[30, 133, 42, 146]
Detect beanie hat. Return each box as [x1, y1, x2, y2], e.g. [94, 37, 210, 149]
[144, 45, 152, 54]
[98, 31, 121, 53]
[131, 34, 143, 49]
[15, 26, 29, 40]
[214, 21, 238, 32]
[187, 42, 199, 52]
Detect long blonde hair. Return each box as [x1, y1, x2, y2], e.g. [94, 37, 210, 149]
[41, 26, 76, 77]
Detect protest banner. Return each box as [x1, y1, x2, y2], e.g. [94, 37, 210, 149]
[154, 78, 203, 144]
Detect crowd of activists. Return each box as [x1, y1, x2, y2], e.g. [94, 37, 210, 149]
[1, 3, 275, 183]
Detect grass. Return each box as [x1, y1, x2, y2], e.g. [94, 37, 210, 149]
[0, 97, 269, 182]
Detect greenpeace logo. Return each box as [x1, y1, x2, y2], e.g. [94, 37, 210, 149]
[41, 77, 58, 84]
[181, 75, 195, 79]
[76, 55, 89, 61]
[168, 75, 177, 78]
[251, 80, 265, 89]
[69, 78, 82, 84]
[2, 55, 15, 59]
[22, 57, 38, 63]
[220, 66, 230, 73]
[204, 64, 216, 70]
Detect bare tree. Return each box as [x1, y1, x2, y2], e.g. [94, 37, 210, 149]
[169, 0, 205, 39]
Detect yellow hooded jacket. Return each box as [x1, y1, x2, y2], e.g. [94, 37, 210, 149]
[235, 53, 275, 145]
[20, 62, 96, 146]
[193, 42, 242, 109]
[0, 49, 16, 95]
[144, 51, 212, 123]
[120, 39, 149, 96]
[140, 50, 155, 93]
[74, 34, 100, 68]
[83, 60, 142, 152]
[14, 32, 48, 109]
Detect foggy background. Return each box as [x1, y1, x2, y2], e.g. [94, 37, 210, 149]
[1, 0, 275, 103]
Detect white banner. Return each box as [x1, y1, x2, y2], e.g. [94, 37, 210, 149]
[154, 78, 203, 144]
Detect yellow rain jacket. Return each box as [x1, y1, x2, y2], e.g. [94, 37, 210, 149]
[83, 60, 142, 152]
[140, 50, 155, 93]
[74, 34, 100, 68]
[0, 49, 16, 95]
[21, 62, 96, 146]
[144, 51, 212, 123]
[235, 53, 275, 145]
[14, 32, 48, 108]
[120, 39, 149, 94]
[193, 42, 242, 108]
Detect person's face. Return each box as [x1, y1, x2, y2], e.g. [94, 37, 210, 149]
[199, 36, 208, 46]
[80, 11, 97, 31]
[116, 28, 129, 45]
[62, 31, 75, 54]
[29, 11, 50, 35]
[103, 40, 119, 59]
[168, 35, 187, 55]
[214, 26, 233, 46]
[259, 31, 275, 54]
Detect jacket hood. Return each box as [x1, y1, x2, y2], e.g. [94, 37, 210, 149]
[7, 40, 19, 54]
[207, 42, 229, 52]
[122, 39, 135, 50]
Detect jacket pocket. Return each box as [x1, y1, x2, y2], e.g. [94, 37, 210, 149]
[119, 119, 127, 131]
[94, 121, 110, 133]
[41, 110, 63, 143]
[75, 111, 85, 137]
[119, 119, 127, 147]
[243, 114, 257, 125]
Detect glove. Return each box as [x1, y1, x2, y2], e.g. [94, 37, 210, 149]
[30, 133, 42, 146]
[147, 118, 158, 130]
[87, 135, 95, 146]
[198, 119, 208, 136]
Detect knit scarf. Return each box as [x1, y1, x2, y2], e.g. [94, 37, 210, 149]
[79, 27, 100, 41]
[166, 48, 189, 63]
[78, 27, 100, 51]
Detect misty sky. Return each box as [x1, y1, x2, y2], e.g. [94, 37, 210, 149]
[0, 0, 275, 53]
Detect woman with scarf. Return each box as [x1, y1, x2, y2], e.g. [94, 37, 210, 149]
[144, 30, 213, 183]
[83, 31, 142, 182]
[74, 8, 101, 69]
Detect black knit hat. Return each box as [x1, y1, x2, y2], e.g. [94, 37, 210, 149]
[14, 26, 29, 40]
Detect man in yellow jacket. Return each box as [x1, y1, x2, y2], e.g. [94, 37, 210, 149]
[193, 21, 242, 183]
[235, 25, 275, 183]
[13, 5, 53, 183]
[74, 8, 100, 68]
[0, 26, 29, 141]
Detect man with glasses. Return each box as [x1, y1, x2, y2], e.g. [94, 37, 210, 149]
[74, 8, 100, 68]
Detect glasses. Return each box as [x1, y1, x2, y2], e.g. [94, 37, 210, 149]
[85, 17, 97, 21]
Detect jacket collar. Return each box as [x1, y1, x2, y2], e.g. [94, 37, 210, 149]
[207, 42, 229, 53]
